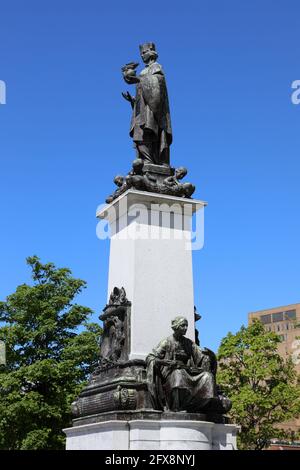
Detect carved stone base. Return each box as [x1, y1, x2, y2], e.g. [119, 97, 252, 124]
[143, 163, 174, 184]
[71, 360, 153, 419]
[72, 409, 230, 427]
[105, 159, 195, 203]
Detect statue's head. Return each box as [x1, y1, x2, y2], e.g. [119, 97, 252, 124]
[171, 316, 188, 336]
[114, 175, 124, 187]
[132, 158, 144, 175]
[139, 42, 158, 64]
[175, 167, 187, 180]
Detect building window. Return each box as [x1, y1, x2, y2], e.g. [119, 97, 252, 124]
[286, 323, 289, 330]
[260, 314, 271, 324]
[277, 324, 281, 332]
[284, 310, 296, 320]
[272, 312, 283, 322]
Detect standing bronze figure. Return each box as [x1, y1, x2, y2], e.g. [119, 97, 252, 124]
[105, 42, 195, 203]
[122, 42, 172, 166]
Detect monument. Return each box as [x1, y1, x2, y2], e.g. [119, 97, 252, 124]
[64, 43, 238, 450]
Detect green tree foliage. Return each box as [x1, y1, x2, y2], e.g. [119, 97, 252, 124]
[0, 256, 102, 450]
[217, 320, 300, 450]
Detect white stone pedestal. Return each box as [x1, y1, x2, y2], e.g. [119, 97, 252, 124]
[64, 418, 238, 450]
[64, 189, 240, 451]
[96, 190, 206, 360]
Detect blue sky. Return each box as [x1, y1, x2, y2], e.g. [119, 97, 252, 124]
[0, 0, 299, 351]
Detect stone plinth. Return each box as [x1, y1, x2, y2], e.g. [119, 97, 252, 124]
[96, 190, 206, 360]
[64, 413, 238, 450]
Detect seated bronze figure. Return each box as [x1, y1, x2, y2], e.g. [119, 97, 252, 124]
[146, 316, 231, 413]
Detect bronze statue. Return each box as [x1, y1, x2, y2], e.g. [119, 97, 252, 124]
[105, 42, 195, 203]
[97, 287, 128, 365]
[122, 42, 172, 165]
[146, 316, 231, 413]
[105, 159, 195, 203]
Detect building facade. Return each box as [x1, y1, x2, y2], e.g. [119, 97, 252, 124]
[248, 303, 300, 434]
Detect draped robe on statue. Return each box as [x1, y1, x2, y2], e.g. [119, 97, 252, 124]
[146, 335, 217, 412]
[130, 62, 172, 165]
